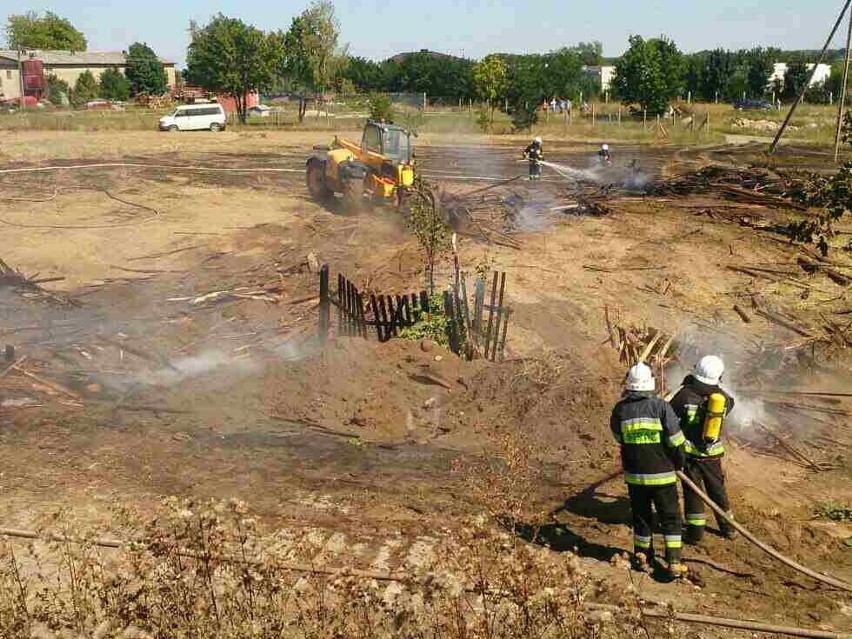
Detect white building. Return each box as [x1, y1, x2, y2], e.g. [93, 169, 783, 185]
[584, 65, 616, 93]
[769, 62, 831, 89]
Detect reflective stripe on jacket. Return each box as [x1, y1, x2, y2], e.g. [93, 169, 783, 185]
[610, 392, 685, 486]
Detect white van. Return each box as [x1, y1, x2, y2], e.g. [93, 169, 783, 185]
[159, 104, 227, 132]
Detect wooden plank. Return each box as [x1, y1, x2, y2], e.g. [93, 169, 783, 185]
[473, 277, 486, 351]
[337, 274, 345, 335]
[379, 295, 392, 342]
[356, 292, 367, 337]
[498, 308, 510, 361]
[444, 291, 460, 354]
[370, 294, 383, 341]
[319, 266, 330, 343]
[490, 272, 507, 362]
[483, 272, 499, 360]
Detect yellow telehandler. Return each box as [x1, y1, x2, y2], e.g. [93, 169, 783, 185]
[306, 120, 416, 209]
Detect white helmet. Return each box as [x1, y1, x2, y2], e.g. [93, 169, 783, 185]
[625, 362, 655, 392]
[601, 143, 609, 151]
[694, 355, 725, 386]
[533, 136, 542, 145]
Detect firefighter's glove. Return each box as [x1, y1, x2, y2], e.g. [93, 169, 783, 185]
[669, 446, 686, 471]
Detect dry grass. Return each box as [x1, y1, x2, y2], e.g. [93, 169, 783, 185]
[2, 100, 843, 148]
[0, 498, 656, 638]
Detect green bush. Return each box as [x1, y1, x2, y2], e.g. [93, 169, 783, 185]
[45, 74, 69, 106]
[509, 101, 538, 131]
[99, 68, 130, 101]
[368, 93, 394, 122]
[70, 70, 98, 108]
[399, 293, 451, 346]
[814, 501, 852, 522]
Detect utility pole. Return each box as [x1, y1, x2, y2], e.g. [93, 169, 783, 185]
[771, 0, 852, 153]
[18, 50, 26, 111]
[835, 5, 852, 162]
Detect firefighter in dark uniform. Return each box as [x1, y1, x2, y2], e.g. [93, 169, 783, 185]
[669, 355, 736, 544]
[611, 362, 688, 578]
[523, 137, 544, 180]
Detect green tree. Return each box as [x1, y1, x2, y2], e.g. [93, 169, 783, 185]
[543, 49, 585, 98]
[70, 70, 98, 108]
[783, 61, 810, 101]
[45, 74, 69, 106]
[613, 36, 683, 115]
[98, 68, 130, 101]
[473, 55, 508, 128]
[125, 42, 168, 96]
[701, 49, 735, 101]
[186, 15, 280, 124]
[5, 11, 86, 50]
[280, 0, 347, 121]
[368, 93, 394, 122]
[570, 41, 603, 66]
[745, 47, 776, 97]
[342, 56, 384, 92]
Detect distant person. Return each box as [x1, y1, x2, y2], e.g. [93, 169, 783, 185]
[550, 98, 557, 112]
[523, 137, 544, 181]
[669, 356, 737, 545]
[611, 363, 688, 578]
[598, 143, 612, 166]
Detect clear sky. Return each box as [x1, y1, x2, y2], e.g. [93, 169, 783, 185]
[6, 1, 847, 66]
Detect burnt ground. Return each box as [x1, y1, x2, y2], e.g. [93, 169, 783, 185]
[0, 132, 850, 635]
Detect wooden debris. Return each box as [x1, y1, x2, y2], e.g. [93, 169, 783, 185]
[753, 306, 813, 337]
[15, 366, 82, 401]
[307, 252, 321, 274]
[753, 422, 832, 472]
[797, 256, 850, 286]
[732, 304, 752, 323]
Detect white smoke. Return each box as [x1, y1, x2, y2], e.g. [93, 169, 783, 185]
[133, 350, 260, 387]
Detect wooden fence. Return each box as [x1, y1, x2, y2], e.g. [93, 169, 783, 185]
[318, 264, 509, 361]
[319, 265, 429, 342]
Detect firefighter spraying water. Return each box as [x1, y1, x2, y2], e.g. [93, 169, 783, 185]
[523, 137, 544, 180]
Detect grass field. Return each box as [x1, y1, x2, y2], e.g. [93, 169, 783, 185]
[0, 100, 843, 147]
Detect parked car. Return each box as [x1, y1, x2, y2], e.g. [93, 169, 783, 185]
[733, 99, 774, 111]
[159, 103, 227, 132]
[248, 104, 271, 118]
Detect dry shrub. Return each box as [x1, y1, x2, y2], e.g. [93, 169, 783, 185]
[507, 350, 566, 416]
[0, 499, 656, 639]
[454, 429, 546, 527]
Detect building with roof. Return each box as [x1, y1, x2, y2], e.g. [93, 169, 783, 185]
[0, 50, 176, 101]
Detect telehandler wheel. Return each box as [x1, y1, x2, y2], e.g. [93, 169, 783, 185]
[341, 178, 365, 211]
[306, 160, 330, 201]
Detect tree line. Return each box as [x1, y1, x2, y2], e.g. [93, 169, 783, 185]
[5, 8, 850, 122]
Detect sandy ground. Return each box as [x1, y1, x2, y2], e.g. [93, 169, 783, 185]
[0, 130, 850, 635]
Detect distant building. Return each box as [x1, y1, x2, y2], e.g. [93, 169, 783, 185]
[769, 62, 832, 89]
[0, 50, 177, 101]
[584, 65, 616, 93]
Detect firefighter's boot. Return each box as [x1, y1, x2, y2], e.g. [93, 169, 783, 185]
[665, 544, 687, 579]
[684, 524, 704, 545]
[718, 515, 737, 540]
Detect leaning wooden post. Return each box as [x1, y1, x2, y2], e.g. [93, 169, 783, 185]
[490, 272, 507, 361]
[319, 265, 330, 344]
[483, 272, 499, 360]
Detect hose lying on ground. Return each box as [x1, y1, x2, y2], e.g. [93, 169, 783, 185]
[676, 470, 852, 593]
[586, 603, 849, 639]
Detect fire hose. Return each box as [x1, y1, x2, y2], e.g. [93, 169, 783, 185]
[676, 470, 852, 593]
